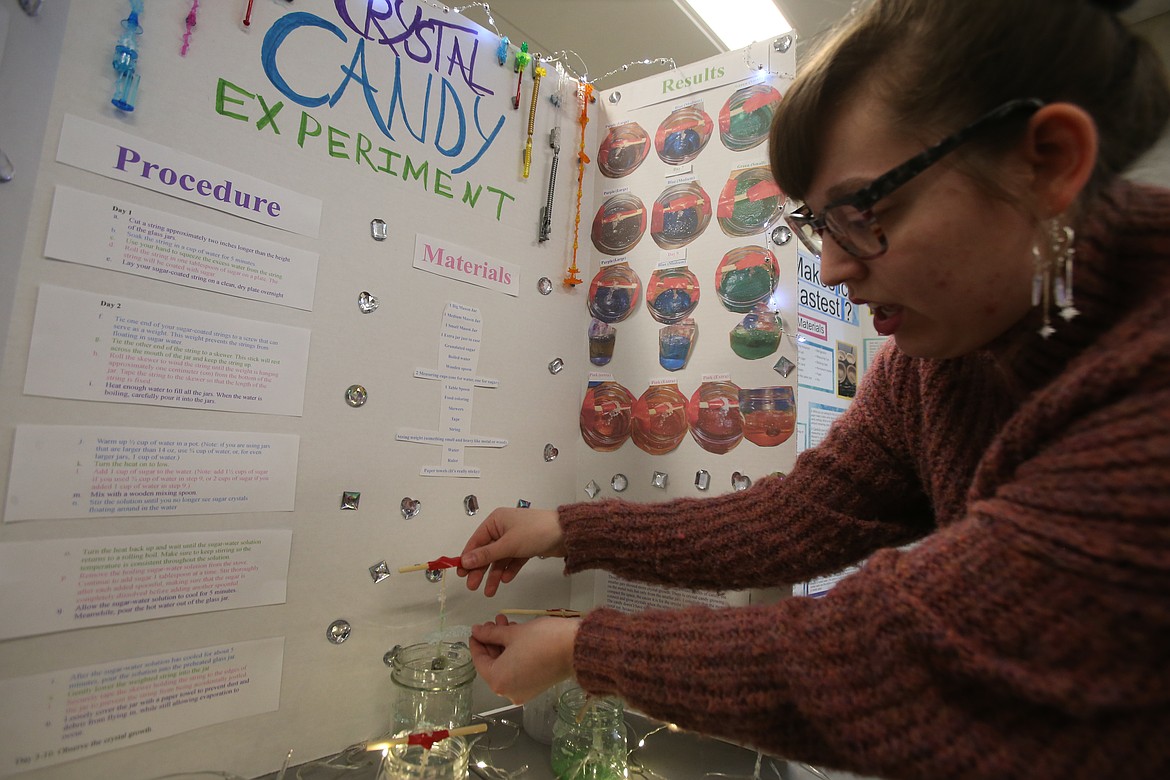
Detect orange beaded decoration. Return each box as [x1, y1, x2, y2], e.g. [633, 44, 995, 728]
[565, 81, 593, 287]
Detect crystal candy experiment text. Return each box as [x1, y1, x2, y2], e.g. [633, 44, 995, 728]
[259, 8, 505, 175]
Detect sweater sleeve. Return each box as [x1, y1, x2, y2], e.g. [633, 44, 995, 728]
[573, 376, 1170, 778]
[559, 344, 936, 590]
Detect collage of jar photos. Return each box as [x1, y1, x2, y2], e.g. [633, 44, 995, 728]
[580, 74, 801, 457]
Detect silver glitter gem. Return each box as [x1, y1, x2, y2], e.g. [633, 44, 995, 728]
[358, 291, 380, 314]
[369, 561, 391, 583]
[544, 443, 559, 462]
[695, 469, 711, 491]
[538, 277, 554, 295]
[383, 647, 400, 667]
[326, 619, 352, 644]
[425, 568, 444, 583]
[651, 471, 668, 489]
[584, 480, 601, 498]
[464, 494, 480, 515]
[771, 225, 793, 246]
[609, 91, 622, 104]
[400, 497, 421, 519]
[773, 356, 796, 378]
[345, 385, 368, 407]
[371, 219, 388, 241]
[732, 472, 752, 491]
[548, 357, 565, 375]
[773, 34, 793, 53]
[341, 491, 361, 510]
[611, 473, 628, 492]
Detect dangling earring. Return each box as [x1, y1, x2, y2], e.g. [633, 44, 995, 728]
[1031, 218, 1077, 338]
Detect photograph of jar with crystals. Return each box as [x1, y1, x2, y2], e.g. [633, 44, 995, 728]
[597, 121, 651, 178]
[590, 193, 647, 256]
[738, 386, 796, 447]
[630, 383, 690, 455]
[579, 381, 636, 452]
[655, 104, 713, 165]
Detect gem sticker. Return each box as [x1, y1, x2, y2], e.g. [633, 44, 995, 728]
[326, 619, 352, 644]
[358, 291, 380, 314]
[345, 385, 368, 407]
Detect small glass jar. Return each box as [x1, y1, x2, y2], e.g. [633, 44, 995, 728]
[382, 735, 469, 780]
[388, 642, 475, 734]
[550, 688, 628, 780]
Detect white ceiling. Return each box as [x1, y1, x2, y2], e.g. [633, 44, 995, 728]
[482, 0, 1170, 88]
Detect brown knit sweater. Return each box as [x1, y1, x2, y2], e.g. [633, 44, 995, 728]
[559, 180, 1170, 779]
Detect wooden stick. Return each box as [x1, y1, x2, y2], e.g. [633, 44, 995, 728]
[366, 722, 489, 752]
[500, 608, 582, 618]
[397, 563, 433, 573]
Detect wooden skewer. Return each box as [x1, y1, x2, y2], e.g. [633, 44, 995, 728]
[366, 722, 489, 752]
[398, 563, 431, 573]
[500, 608, 582, 618]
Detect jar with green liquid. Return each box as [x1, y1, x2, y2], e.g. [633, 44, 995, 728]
[550, 688, 628, 780]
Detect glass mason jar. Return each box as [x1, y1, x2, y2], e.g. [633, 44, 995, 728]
[382, 735, 469, 780]
[550, 688, 628, 780]
[388, 641, 475, 734]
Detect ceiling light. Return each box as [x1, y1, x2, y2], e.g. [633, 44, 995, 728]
[676, 0, 792, 51]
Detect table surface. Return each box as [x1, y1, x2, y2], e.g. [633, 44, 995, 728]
[252, 705, 873, 780]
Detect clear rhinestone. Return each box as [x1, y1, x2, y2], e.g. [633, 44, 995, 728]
[358, 291, 380, 314]
[370, 219, 388, 241]
[651, 471, 668, 489]
[345, 385, 367, 407]
[694, 469, 711, 491]
[368, 561, 390, 583]
[773, 356, 796, 378]
[610, 473, 628, 492]
[340, 491, 361, 510]
[584, 480, 601, 498]
[538, 277, 554, 295]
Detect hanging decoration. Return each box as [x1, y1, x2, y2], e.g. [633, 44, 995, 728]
[180, 0, 199, 56]
[512, 42, 531, 110]
[496, 35, 510, 66]
[111, 0, 145, 112]
[523, 58, 546, 178]
[565, 82, 593, 287]
[539, 127, 561, 242]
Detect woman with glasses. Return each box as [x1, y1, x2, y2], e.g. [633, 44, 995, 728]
[458, 0, 1170, 776]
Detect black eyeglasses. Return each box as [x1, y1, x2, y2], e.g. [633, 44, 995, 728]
[784, 98, 1044, 259]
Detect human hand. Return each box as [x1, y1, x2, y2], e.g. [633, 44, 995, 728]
[469, 614, 578, 704]
[457, 507, 565, 596]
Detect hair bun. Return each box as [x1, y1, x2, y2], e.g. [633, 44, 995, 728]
[1089, 0, 1138, 12]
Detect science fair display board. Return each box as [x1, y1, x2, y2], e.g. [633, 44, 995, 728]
[0, 2, 872, 778]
